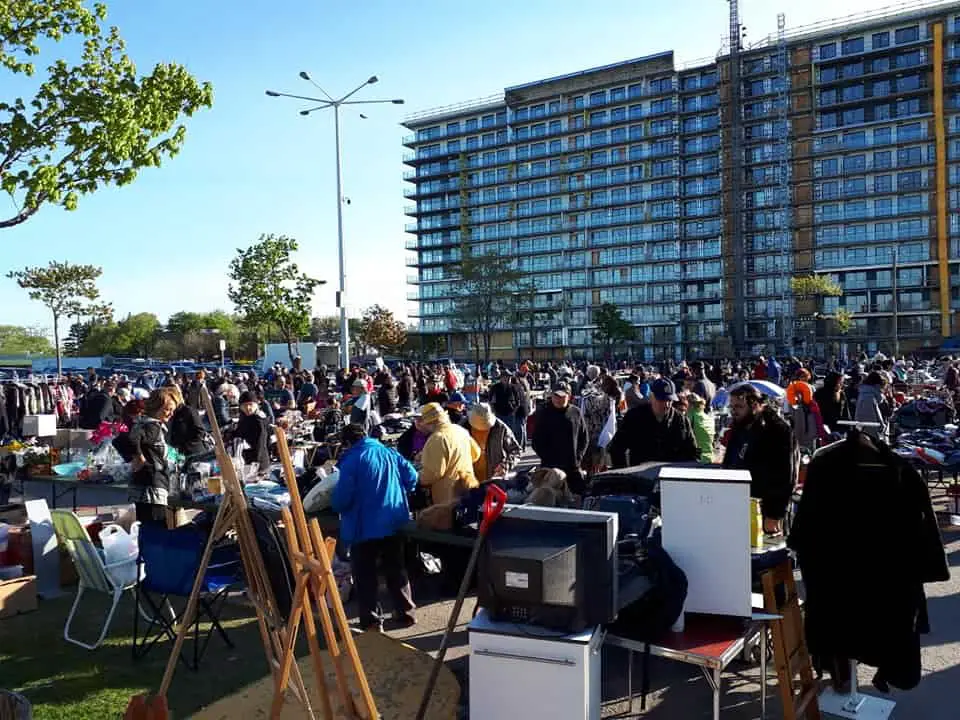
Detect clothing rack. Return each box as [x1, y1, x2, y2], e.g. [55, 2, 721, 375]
[817, 421, 896, 720]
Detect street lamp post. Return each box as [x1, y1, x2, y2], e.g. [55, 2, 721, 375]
[265, 74, 404, 370]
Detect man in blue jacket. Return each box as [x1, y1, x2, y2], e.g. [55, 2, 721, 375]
[332, 423, 419, 631]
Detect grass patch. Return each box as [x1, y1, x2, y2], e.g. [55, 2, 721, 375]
[0, 590, 301, 719]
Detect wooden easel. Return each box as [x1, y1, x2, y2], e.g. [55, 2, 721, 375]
[760, 559, 821, 720]
[125, 387, 314, 720]
[270, 427, 378, 719]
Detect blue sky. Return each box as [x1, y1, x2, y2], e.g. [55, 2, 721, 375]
[2, 0, 895, 334]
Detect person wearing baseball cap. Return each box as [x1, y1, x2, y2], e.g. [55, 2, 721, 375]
[530, 380, 589, 493]
[607, 376, 699, 468]
[446, 391, 468, 425]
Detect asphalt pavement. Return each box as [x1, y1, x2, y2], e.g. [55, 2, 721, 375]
[15, 460, 960, 718]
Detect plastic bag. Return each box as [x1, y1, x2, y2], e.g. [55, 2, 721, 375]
[100, 522, 140, 587]
[303, 468, 340, 513]
[597, 399, 617, 449]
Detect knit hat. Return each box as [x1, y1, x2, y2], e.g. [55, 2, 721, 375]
[447, 391, 467, 406]
[419, 402, 449, 427]
[239, 390, 257, 405]
[468, 403, 496, 431]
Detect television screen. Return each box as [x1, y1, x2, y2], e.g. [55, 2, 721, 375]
[477, 505, 618, 632]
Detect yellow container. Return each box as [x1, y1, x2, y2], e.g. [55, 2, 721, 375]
[208, 476, 223, 495]
[750, 498, 764, 549]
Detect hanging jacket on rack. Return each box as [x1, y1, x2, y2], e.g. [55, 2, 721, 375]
[788, 431, 949, 692]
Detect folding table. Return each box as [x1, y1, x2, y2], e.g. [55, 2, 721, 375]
[605, 613, 768, 720]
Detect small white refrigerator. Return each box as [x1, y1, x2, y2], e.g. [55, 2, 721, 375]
[468, 609, 603, 720]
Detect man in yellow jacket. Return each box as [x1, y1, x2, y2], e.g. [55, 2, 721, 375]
[418, 402, 481, 505]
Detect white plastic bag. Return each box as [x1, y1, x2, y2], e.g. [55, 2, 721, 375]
[100, 522, 139, 587]
[303, 468, 340, 513]
[597, 399, 617, 449]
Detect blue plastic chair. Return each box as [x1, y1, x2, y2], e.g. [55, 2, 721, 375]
[132, 522, 243, 670]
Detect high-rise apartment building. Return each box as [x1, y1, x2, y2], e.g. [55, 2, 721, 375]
[403, 1, 960, 360]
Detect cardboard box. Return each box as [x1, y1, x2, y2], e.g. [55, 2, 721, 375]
[54, 428, 94, 452]
[0, 575, 38, 618]
[23, 414, 57, 438]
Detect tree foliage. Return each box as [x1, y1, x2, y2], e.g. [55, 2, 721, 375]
[310, 316, 340, 345]
[451, 252, 527, 364]
[0, 0, 214, 228]
[593, 303, 634, 356]
[73, 313, 159, 357]
[7, 260, 107, 376]
[832, 308, 853, 335]
[227, 235, 324, 362]
[0, 325, 53, 355]
[790, 275, 842, 299]
[357, 305, 407, 356]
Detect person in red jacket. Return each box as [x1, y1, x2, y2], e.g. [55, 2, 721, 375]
[753, 356, 768, 380]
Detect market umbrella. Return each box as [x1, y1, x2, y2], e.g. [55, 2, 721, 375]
[730, 380, 786, 400]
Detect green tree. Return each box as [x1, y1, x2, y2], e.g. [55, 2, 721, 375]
[0, 325, 53, 355]
[790, 275, 843, 299]
[791, 275, 843, 351]
[227, 235, 324, 363]
[116, 312, 160, 357]
[593, 303, 635, 358]
[310, 316, 340, 344]
[451, 252, 527, 364]
[0, 0, 213, 229]
[7, 261, 108, 376]
[165, 310, 238, 357]
[833, 308, 853, 335]
[357, 305, 407, 356]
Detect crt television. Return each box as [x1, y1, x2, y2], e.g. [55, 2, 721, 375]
[477, 505, 618, 633]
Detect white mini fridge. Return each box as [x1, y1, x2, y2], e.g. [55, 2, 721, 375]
[469, 609, 603, 720]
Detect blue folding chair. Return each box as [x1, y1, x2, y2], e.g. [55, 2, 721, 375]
[132, 522, 243, 670]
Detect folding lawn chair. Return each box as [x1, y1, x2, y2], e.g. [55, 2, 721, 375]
[51, 509, 145, 650]
[132, 522, 243, 670]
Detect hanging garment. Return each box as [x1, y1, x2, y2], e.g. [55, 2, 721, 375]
[788, 432, 949, 691]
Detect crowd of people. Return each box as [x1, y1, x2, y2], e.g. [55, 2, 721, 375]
[56, 350, 951, 631]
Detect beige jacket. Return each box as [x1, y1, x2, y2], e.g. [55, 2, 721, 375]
[420, 421, 481, 505]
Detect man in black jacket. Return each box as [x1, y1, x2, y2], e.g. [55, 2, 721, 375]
[531, 382, 589, 494]
[608, 378, 699, 468]
[722, 384, 795, 533]
[489, 372, 520, 429]
[79, 382, 117, 429]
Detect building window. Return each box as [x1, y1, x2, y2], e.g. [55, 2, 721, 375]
[589, 91, 606, 107]
[874, 175, 893, 193]
[572, 95, 584, 110]
[842, 85, 864, 102]
[872, 31, 890, 49]
[843, 62, 863, 78]
[611, 87, 626, 103]
[895, 25, 920, 44]
[820, 89, 837, 105]
[842, 37, 865, 55]
[874, 150, 892, 169]
[842, 107, 865, 125]
[820, 42, 837, 59]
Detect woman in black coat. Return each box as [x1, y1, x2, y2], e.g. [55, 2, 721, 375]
[165, 393, 208, 454]
[128, 391, 176, 526]
[236, 391, 271, 474]
[813, 371, 848, 433]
